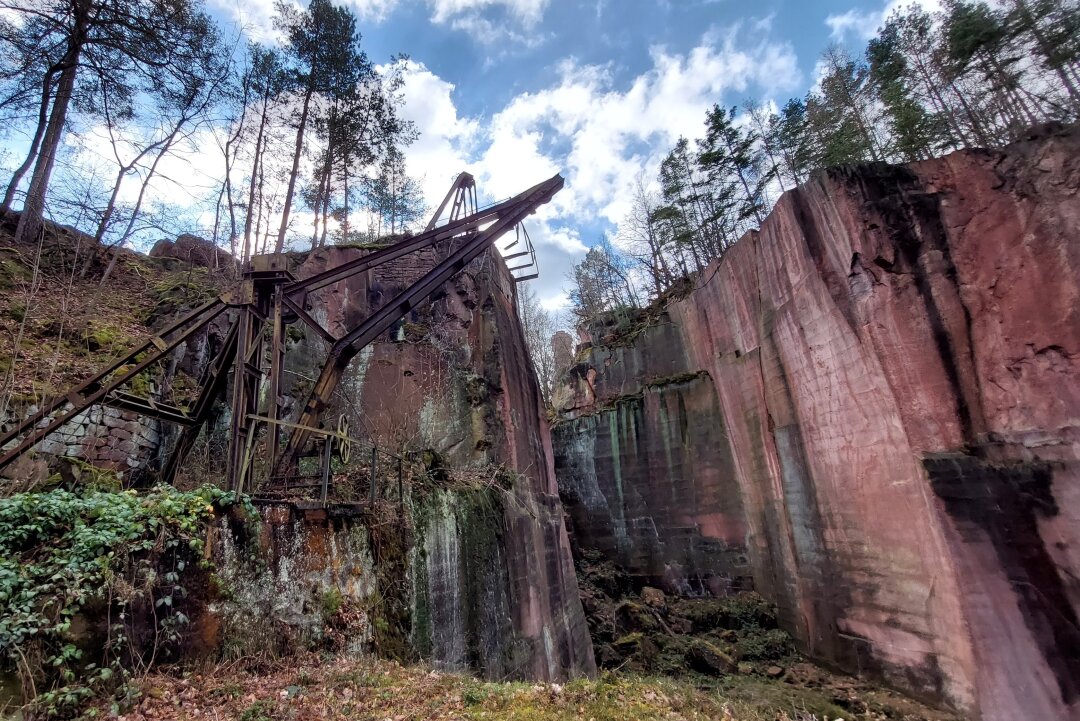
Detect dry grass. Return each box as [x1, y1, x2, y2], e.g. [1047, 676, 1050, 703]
[0, 219, 229, 412]
[100, 653, 954, 721]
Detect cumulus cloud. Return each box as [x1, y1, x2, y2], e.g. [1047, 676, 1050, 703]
[825, 9, 881, 41]
[470, 24, 801, 230]
[429, 0, 548, 26]
[392, 21, 801, 308]
[208, 0, 548, 46]
[826, 0, 942, 41]
[206, 0, 288, 43]
[393, 60, 481, 205]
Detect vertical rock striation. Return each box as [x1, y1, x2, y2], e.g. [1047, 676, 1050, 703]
[282, 245, 595, 681]
[552, 126, 1080, 719]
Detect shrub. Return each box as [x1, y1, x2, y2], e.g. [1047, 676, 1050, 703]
[0, 483, 253, 717]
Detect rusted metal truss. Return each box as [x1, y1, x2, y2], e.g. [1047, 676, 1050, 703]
[0, 173, 563, 495]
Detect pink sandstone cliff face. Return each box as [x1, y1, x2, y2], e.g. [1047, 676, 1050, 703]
[552, 126, 1080, 719]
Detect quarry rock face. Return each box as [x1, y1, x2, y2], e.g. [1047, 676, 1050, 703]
[11, 236, 593, 681]
[552, 126, 1080, 719]
[278, 245, 595, 681]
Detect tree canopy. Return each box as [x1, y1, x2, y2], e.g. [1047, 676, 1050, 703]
[567, 0, 1080, 325]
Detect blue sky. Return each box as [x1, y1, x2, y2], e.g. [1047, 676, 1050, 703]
[8, 0, 933, 310]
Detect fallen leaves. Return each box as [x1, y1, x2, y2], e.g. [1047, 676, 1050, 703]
[100, 653, 749, 721]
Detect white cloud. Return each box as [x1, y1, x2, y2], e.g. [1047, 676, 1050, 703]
[826, 0, 942, 42]
[393, 60, 481, 208]
[400, 21, 799, 308]
[429, 0, 548, 26]
[207, 0, 546, 46]
[342, 0, 401, 22]
[469, 24, 800, 229]
[206, 0, 289, 44]
[825, 9, 881, 41]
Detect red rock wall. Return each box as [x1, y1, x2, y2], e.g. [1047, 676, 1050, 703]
[553, 127, 1080, 718]
[285, 245, 595, 681]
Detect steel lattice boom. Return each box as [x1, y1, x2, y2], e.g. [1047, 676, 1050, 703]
[0, 172, 563, 493]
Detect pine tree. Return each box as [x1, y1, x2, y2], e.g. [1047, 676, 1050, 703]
[241, 46, 286, 263]
[363, 147, 426, 237]
[658, 138, 715, 270]
[273, 0, 374, 252]
[772, 98, 815, 186]
[0, 0, 225, 244]
[868, 21, 944, 160]
[1004, 0, 1080, 111]
[943, 0, 1036, 140]
[698, 105, 768, 229]
[811, 47, 883, 165]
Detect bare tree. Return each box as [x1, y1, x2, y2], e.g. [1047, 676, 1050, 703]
[0, 0, 226, 245]
[516, 283, 557, 404]
[617, 173, 674, 299]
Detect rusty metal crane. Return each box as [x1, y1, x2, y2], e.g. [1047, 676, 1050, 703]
[0, 172, 562, 493]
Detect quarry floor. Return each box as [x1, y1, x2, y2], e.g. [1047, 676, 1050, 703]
[99, 654, 958, 721]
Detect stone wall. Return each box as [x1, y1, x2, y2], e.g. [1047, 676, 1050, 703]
[34, 405, 162, 474]
[551, 126, 1080, 719]
[209, 484, 584, 681]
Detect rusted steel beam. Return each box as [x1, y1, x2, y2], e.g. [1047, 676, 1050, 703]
[102, 392, 194, 426]
[266, 289, 285, 476]
[281, 294, 337, 345]
[228, 305, 268, 491]
[0, 298, 223, 459]
[160, 321, 239, 486]
[284, 185, 528, 297]
[275, 174, 563, 473]
[0, 302, 227, 471]
[425, 172, 475, 231]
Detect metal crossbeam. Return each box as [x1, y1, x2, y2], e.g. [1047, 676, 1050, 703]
[276, 174, 563, 474]
[0, 171, 562, 496]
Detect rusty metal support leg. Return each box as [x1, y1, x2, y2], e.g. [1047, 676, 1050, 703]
[320, 437, 332, 503]
[227, 307, 251, 490]
[228, 305, 266, 491]
[398, 456, 404, 511]
[161, 321, 239, 486]
[266, 289, 284, 484]
[370, 446, 377, 506]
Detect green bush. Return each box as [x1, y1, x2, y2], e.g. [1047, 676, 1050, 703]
[734, 628, 794, 662]
[0, 483, 253, 717]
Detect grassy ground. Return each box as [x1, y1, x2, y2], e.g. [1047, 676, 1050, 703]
[97, 653, 957, 721]
[0, 216, 227, 412]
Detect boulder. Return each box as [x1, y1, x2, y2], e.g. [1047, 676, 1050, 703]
[150, 234, 233, 269]
[686, 639, 735, 676]
[641, 586, 666, 609]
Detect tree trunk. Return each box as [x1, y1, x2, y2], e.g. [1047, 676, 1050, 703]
[1012, 0, 1080, 109]
[275, 86, 314, 253]
[3, 71, 55, 212]
[948, 79, 991, 147]
[727, 139, 765, 226]
[320, 173, 330, 247]
[310, 152, 329, 249]
[99, 132, 177, 285]
[243, 86, 272, 264]
[912, 52, 969, 147]
[78, 161, 132, 279]
[341, 160, 349, 242]
[14, 38, 82, 245]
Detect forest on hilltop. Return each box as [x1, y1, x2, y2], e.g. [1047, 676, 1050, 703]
[565, 0, 1080, 325]
[0, 0, 427, 275]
